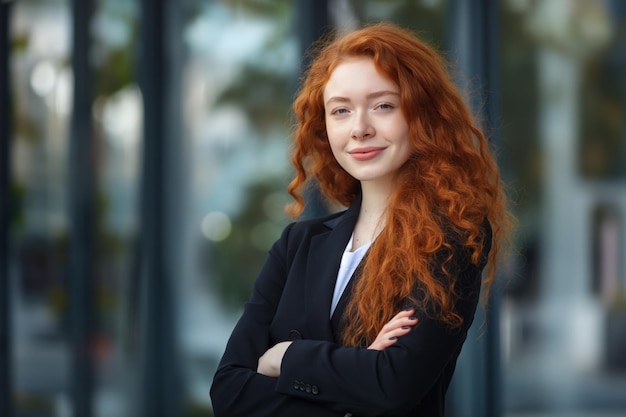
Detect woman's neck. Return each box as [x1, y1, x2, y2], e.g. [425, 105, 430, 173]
[351, 181, 393, 251]
[360, 179, 394, 216]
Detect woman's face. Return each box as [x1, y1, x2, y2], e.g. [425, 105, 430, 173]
[323, 57, 413, 188]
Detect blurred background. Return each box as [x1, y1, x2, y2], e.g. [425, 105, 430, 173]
[1, 0, 625, 416]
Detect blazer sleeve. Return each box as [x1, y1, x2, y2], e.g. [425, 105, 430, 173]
[275, 234, 491, 416]
[210, 223, 345, 417]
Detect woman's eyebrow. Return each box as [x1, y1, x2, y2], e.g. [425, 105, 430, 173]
[366, 90, 399, 99]
[325, 96, 350, 106]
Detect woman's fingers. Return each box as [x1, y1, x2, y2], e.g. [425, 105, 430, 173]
[367, 309, 418, 350]
[257, 341, 292, 377]
[381, 309, 416, 330]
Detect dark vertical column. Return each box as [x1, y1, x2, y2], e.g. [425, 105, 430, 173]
[444, 1, 502, 417]
[613, 2, 626, 180]
[295, 0, 330, 219]
[137, 0, 182, 415]
[296, 0, 330, 60]
[0, 2, 14, 417]
[68, 0, 95, 416]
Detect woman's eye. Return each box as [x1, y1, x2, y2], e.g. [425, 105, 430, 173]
[377, 103, 393, 110]
[332, 108, 349, 115]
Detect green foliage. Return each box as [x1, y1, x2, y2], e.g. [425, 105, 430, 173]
[94, 45, 136, 97]
[211, 0, 294, 134]
[185, 401, 214, 417]
[579, 57, 626, 179]
[348, 0, 446, 47]
[223, 0, 291, 16]
[205, 180, 289, 309]
[11, 32, 29, 53]
[216, 65, 292, 134]
[499, 6, 541, 210]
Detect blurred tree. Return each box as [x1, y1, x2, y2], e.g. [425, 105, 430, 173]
[224, 0, 291, 16]
[201, 0, 294, 308]
[499, 5, 541, 211]
[216, 65, 292, 134]
[348, 0, 446, 47]
[205, 180, 288, 308]
[579, 52, 626, 179]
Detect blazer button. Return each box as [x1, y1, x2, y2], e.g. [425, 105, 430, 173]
[299, 382, 306, 391]
[312, 385, 319, 395]
[305, 384, 311, 393]
[293, 380, 300, 390]
[288, 329, 302, 340]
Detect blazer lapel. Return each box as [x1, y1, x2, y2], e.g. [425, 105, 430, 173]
[304, 197, 361, 341]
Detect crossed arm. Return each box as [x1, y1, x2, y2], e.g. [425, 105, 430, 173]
[257, 309, 419, 377]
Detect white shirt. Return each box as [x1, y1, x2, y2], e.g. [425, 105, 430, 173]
[330, 234, 372, 317]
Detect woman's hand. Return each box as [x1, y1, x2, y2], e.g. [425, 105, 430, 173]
[368, 309, 418, 350]
[257, 341, 293, 377]
[257, 310, 417, 376]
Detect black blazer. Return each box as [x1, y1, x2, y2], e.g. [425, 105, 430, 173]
[210, 197, 490, 417]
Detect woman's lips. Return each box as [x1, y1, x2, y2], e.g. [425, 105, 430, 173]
[349, 147, 385, 161]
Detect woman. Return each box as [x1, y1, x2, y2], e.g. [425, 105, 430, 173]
[210, 22, 510, 417]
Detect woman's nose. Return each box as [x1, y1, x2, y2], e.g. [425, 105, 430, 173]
[350, 112, 375, 140]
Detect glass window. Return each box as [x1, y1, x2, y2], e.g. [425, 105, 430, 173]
[499, 1, 626, 415]
[9, 1, 626, 415]
[180, 1, 297, 413]
[9, 1, 141, 416]
[90, 1, 141, 416]
[10, 1, 73, 415]
[337, 0, 447, 47]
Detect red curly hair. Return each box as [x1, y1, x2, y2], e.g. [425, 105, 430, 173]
[287, 22, 510, 347]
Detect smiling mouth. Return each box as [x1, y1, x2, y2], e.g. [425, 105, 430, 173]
[349, 147, 385, 161]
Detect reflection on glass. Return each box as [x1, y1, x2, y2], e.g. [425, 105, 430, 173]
[7, 1, 626, 416]
[182, 1, 296, 414]
[10, 1, 72, 416]
[90, 1, 141, 416]
[10, 1, 141, 416]
[340, 0, 447, 47]
[500, 1, 626, 415]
